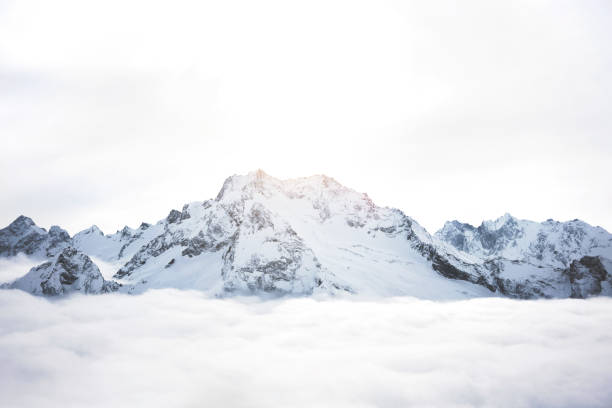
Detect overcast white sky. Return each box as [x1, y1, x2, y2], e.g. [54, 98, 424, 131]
[1, 0, 611, 235]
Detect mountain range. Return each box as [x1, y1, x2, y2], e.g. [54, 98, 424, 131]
[2, 170, 611, 299]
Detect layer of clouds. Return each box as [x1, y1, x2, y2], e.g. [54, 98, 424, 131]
[0, 254, 40, 284]
[0, 289, 611, 407]
[1, 1, 611, 235]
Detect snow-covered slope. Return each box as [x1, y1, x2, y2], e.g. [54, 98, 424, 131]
[2, 247, 119, 296]
[1, 170, 611, 299]
[72, 222, 162, 263]
[436, 214, 612, 298]
[107, 170, 493, 298]
[436, 214, 612, 266]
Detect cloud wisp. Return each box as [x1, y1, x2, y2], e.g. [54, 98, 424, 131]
[0, 290, 611, 407]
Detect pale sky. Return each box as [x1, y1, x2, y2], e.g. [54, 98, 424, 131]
[1, 0, 611, 235]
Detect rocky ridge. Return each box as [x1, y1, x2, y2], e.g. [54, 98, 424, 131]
[0, 215, 71, 258]
[2, 247, 119, 295]
[1, 170, 611, 298]
[435, 214, 612, 298]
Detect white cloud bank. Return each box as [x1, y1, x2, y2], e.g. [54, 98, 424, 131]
[0, 254, 40, 284]
[0, 290, 611, 408]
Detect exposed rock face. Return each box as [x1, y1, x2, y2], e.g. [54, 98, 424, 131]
[220, 202, 326, 294]
[0, 216, 71, 258]
[435, 214, 525, 255]
[2, 247, 120, 296]
[565, 256, 610, 298]
[2, 171, 612, 299]
[436, 214, 612, 267]
[435, 214, 612, 298]
[113, 189, 340, 295]
[166, 209, 182, 224]
[107, 170, 492, 297]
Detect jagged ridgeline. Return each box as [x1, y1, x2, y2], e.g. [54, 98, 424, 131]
[1, 170, 611, 298]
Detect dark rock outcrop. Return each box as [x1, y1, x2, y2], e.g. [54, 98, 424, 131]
[565, 256, 609, 298]
[0, 216, 71, 258]
[3, 247, 120, 296]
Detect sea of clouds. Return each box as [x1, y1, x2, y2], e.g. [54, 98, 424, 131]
[0, 254, 41, 284]
[0, 289, 611, 408]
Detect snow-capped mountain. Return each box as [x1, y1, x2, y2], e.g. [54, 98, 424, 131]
[436, 214, 612, 267]
[1, 247, 119, 295]
[436, 214, 612, 298]
[0, 215, 71, 258]
[1, 170, 611, 299]
[72, 222, 159, 262]
[101, 170, 494, 298]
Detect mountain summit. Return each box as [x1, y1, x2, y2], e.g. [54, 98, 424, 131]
[1, 171, 611, 298]
[0, 215, 71, 258]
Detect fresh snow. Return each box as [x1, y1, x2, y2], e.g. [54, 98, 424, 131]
[1, 170, 611, 299]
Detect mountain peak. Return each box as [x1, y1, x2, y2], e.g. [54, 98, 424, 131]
[443, 220, 475, 230]
[481, 213, 516, 230]
[48, 225, 70, 240]
[249, 168, 268, 179]
[1, 216, 71, 258]
[82, 225, 104, 235]
[9, 215, 36, 230]
[216, 170, 274, 200]
[4, 246, 120, 296]
[215, 170, 348, 202]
